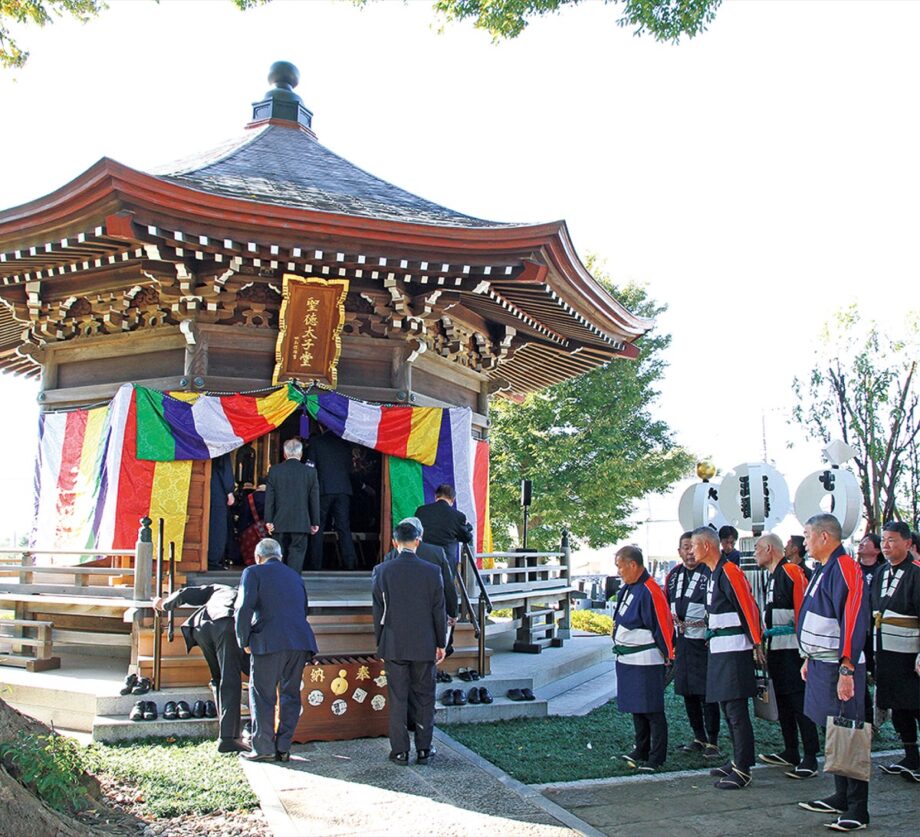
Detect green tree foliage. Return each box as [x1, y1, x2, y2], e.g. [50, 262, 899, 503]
[0, 0, 103, 68]
[430, 0, 722, 42]
[792, 307, 920, 533]
[488, 268, 693, 551]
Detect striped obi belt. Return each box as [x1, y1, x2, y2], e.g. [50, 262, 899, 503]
[764, 607, 798, 650]
[874, 611, 920, 654]
[612, 626, 665, 665]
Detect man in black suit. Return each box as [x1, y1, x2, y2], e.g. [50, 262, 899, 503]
[372, 519, 447, 765]
[153, 583, 249, 752]
[235, 538, 318, 762]
[414, 484, 473, 567]
[308, 424, 358, 570]
[382, 516, 458, 624]
[264, 438, 320, 574]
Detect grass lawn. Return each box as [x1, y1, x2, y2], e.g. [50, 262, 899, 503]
[90, 737, 258, 818]
[443, 685, 902, 785]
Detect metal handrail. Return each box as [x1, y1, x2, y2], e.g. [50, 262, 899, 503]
[455, 571, 480, 638]
[462, 542, 493, 614]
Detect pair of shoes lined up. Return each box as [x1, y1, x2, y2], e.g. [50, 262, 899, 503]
[456, 668, 481, 682]
[506, 688, 535, 701]
[119, 674, 151, 695]
[435, 670, 452, 683]
[129, 698, 217, 721]
[878, 757, 920, 783]
[387, 748, 436, 766]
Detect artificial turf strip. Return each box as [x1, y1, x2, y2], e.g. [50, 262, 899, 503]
[90, 737, 258, 818]
[442, 684, 902, 785]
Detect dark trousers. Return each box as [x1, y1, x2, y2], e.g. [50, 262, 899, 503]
[721, 697, 755, 772]
[683, 694, 720, 744]
[309, 493, 357, 570]
[632, 712, 668, 767]
[776, 688, 819, 763]
[195, 618, 247, 741]
[249, 650, 308, 756]
[277, 531, 310, 575]
[385, 659, 436, 754]
[207, 491, 229, 569]
[829, 775, 869, 824]
[892, 708, 920, 767]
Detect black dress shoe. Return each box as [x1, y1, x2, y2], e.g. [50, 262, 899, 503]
[131, 677, 152, 695]
[453, 688, 468, 706]
[204, 700, 217, 719]
[507, 688, 524, 701]
[142, 701, 157, 721]
[388, 752, 409, 765]
[521, 688, 535, 701]
[468, 687, 481, 705]
[163, 701, 178, 721]
[217, 738, 250, 753]
[275, 751, 290, 762]
[478, 687, 493, 704]
[416, 748, 436, 765]
[440, 690, 455, 706]
[240, 751, 276, 762]
[120, 674, 138, 696]
[129, 700, 145, 721]
[192, 699, 206, 718]
[176, 700, 192, 720]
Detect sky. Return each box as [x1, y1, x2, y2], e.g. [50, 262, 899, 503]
[0, 0, 918, 558]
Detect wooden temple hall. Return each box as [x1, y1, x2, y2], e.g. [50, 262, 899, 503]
[0, 62, 649, 704]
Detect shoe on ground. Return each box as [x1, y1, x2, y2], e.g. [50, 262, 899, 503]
[637, 762, 661, 773]
[240, 751, 276, 762]
[478, 687, 493, 704]
[521, 688, 535, 701]
[709, 761, 734, 778]
[758, 752, 796, 767]
[467, 687, 481, 705]
[416, 748, 435, 765]
[217, 738, 250, 754]
[192, 699, 206, 718]
[388, 752, 409, 766]
[714, 767, 751, 790]
[702, 743, 722, 760]
[176, 700, 192, 720]
[440, 690, 455, 706]
[204, 700, 217, 719]
[457, 668, 473, 682]
[162, 701, 178, 721]
[798, 799, 845, 814]
[142, 701, 157, 721]
[785, 759, 818, 780]
[119, 673, 138, 696]
[275, 751, 290, 762]
[469, 669, 481, 681]
[453, 689, 468, 706]
[131, 677, 152, 695]
[824, 818, 867, 832]
[506, 688, 524, 701]
[620, 752, 642, 768]
[129, 700, 145, 722]
[903, 767, 920, 784]
[681, 740, 705, 753]
[879, 757, 913, 775]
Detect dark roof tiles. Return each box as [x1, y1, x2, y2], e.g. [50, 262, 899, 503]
[155, 124, 510, 228]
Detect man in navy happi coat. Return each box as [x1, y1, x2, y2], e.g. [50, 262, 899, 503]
[613, 546, 675, 772]
[692, 526, 762, 790]
[797, 514, 870, 832]
[666, 531, 721, 757]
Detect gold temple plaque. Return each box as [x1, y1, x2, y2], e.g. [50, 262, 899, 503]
[272, 274, 349, 387]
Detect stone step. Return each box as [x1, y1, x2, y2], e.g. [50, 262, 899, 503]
[96, 686, 224, 717]
[539, 659, 614, 701]
[93, 714, 220, 743]
[546, 666, 616, 717]
[435, 694, 547, 724]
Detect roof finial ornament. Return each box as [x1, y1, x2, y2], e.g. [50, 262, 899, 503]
[250, 60, 314, 134]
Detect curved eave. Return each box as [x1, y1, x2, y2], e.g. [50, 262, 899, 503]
[0, 158, 652, 346]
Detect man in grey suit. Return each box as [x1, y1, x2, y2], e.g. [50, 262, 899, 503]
[235, 538, 318, 762]
[372, 519, 447, 765]
[264, 438, 320, 574]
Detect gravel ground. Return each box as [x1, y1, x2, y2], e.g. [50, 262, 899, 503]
[94, 775, 269, 837]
